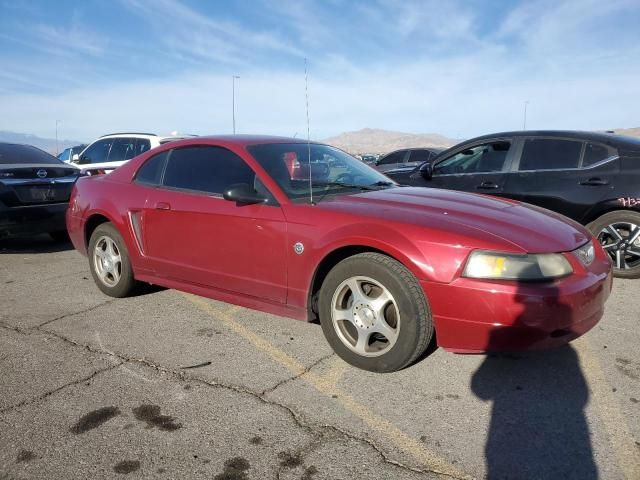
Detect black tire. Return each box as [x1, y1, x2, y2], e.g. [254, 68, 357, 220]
[88, 222, 137, 297]
[318, 252, 433, 372]
[587, 210, 640, 279]
[49, 230, 69, 242]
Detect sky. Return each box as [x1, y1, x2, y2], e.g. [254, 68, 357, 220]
[1, 0, 639, 142]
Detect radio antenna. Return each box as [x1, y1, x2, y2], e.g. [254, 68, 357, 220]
[304, 58, 314, 205]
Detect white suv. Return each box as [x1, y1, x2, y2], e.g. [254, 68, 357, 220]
[73, 133, 192, 175]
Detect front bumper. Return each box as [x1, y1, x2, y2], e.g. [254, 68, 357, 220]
[0, 202, 69, 237]
[423, 252, 613, 353]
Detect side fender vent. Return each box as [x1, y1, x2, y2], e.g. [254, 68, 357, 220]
[128, 210, 145, 255]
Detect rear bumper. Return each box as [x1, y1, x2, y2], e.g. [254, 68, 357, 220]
[0, 202, 68, 237]
[423, 260, 613, 353]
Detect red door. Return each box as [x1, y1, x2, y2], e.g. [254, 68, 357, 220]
[139, 145, 288, 303]
[143, 189, 288, 303]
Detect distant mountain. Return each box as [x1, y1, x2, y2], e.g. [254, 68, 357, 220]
[323, 128, 459, 154]
[612, 127, 640, 138]
[0, 130, 86, 155]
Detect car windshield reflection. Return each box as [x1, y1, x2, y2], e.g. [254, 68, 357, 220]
[248, 143, 396, 202]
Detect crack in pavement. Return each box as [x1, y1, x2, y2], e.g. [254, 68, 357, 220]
[0, 321, 464, 479]
[260, 352, 335, 396]
[0, 362, 122, 414]
[35, 298, 117, 328]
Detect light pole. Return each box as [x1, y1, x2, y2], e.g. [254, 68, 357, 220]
[523, 101, 529, 130]
[55, 120, 61, 155]
[232, 75, 240, 134]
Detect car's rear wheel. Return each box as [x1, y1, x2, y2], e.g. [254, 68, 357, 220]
[88, 223, 137, 297]
[588, 210, 640, 279]
[318, 252, 433, 372]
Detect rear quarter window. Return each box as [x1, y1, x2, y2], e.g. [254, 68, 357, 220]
[135, 151, 168, 186]
[582, 142, 617, 167]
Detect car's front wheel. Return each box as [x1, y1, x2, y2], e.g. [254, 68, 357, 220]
[588, 210, 640, 279]
[318, 252, 433, 372]
[88, 222, 137, 297]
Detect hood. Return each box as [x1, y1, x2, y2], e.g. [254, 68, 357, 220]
[317, 187, 590, 253]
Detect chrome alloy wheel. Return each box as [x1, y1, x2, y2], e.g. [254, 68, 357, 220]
[330, 276, 400, 357]
[598, 222, 640, 270]
[93, 235, 122, 287]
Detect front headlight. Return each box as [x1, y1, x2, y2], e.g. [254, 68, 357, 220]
[463, 251, 573, 280]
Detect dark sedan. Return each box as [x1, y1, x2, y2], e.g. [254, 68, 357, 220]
[385, 130, 640, 278]
[374, 147, 442, 173]
[0, 143, 80, 239]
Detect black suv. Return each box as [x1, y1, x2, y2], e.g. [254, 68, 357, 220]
[385, 131, 640, 278]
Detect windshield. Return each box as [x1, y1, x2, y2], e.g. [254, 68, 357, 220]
[0, 143, 63, 165]
[247, 143, 395, 202]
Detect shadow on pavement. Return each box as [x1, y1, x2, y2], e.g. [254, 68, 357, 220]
[0, 234, 74, 254]
[471, 281, 597, 479]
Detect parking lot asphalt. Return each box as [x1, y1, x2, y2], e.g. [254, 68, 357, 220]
[1, 236, 639, 480]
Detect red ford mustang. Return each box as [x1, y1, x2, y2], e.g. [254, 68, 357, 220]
[67, 136, 612, 372]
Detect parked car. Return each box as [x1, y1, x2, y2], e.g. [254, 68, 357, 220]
[360, 154, 378, 164]
[67, 135, 611, 372]
[1, 142, 80, 239]
[74, 133, 193, 175]
[385, 130, 640, 279]
[57, 144, 87, 163]
[374, 147, 442, 173]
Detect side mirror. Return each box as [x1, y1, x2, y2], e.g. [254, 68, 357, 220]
[71, 153, 80, 163]
[418, 162, 433, 180]
[223, 183, 268, 205]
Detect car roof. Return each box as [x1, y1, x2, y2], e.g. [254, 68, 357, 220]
[169, 135, 315, 147]
[382, 147, 442, 155]
[99, 132, 158, 138]
[460, 130, 640, 148]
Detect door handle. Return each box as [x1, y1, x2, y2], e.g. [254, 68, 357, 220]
[579, 178, 609, 186]
[155, 201, 171, 210]
[477, 181, 500, 190]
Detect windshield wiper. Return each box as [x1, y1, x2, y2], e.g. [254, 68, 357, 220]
[315, 181, 395, 191]
[369, 181, 395, 187]
[315, 181, 379, 191]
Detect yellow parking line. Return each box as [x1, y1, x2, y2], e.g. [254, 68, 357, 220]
[320, 355, 348, 391]
[574, 337, 640, 480]
[182, 293, 470, 479]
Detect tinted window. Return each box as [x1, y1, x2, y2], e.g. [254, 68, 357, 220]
[434, 141, 511, 175]
[80, 139, 112, 164]
[408, 149, 434, 163]
[583, 142, 616, 167]
[107, 138, 137, 162]
[519, 138, 582, 171]
[135, 151, 168, 186]
[0, 143, 62, 165]
[378, 151, 405, 165]
[136, 139, 151, 155]
[162, 146, 255, 194]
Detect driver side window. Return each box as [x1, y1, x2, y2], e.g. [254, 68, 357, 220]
[433, 141, 511, 175]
